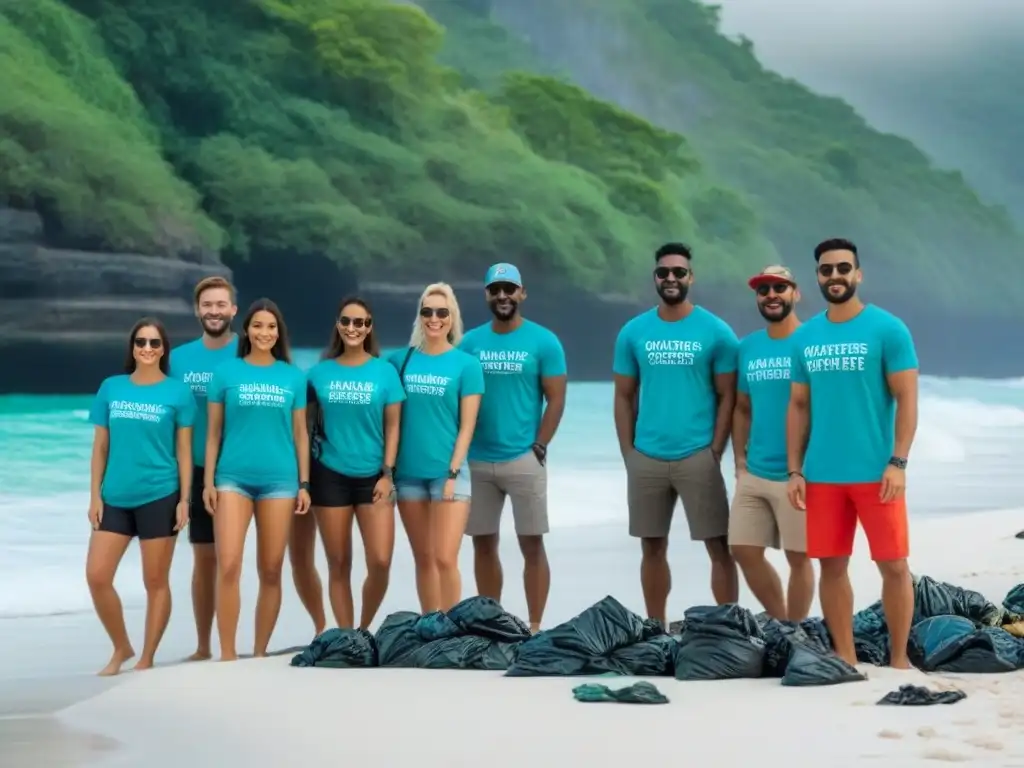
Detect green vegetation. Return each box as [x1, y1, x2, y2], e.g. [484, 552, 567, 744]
[0, 0, 1019, 311]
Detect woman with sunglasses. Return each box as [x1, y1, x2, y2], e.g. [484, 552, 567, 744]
[204, 298, 310, 661]
[304, 297, 404, 629]
[86, 318, 195, 675]
[391, 283, 484, 613]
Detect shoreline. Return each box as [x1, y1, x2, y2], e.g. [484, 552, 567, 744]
[3, 507, 1024, 766]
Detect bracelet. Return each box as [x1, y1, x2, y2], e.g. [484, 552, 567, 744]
[788, 471, 804, 479]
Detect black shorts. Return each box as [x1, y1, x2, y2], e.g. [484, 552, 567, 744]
[188, 466, 215, 545]
[310, 460, 379, 508]
[100, 491, 179, 540]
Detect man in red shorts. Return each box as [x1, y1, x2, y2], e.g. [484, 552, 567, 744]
[786, 238, 918, 669]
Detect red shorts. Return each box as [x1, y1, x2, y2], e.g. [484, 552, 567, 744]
[805, 482, 909, 561]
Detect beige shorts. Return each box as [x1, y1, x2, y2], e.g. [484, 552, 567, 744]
[728, 472, 806, 552]
[466, 452, 548, 537]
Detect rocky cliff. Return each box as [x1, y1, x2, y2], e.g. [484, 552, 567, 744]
[0, 208, 231, 394]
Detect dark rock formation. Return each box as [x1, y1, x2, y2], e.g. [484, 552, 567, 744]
[0, 208, 231, 395]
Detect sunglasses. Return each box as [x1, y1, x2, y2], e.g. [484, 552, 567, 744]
[756, 283, 792, 297]
[420, 307, 451, 319]
[654, 266, 689, 280]
[339, 316, 372, 329]
[818, 262, 855, 278]
[134, 337, 163, 349]
[487, 282, 519, 297]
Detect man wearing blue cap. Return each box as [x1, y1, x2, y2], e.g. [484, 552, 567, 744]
[461, 263, 568, 633]
[613, 242, 739, 627]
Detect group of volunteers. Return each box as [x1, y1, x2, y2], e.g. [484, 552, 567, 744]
[83, 237, 918, 676]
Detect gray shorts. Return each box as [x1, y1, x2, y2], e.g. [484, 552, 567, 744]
[625, 447, 730, 540]
[466, 452, 549, 537]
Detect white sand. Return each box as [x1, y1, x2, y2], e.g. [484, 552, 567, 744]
[56, 508, 1024, 767]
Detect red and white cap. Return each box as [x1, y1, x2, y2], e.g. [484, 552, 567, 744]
[748, 265, 796, 290]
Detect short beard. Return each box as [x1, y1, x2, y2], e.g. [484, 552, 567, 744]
[758, 301, 793, 323]
[489, 300, 518, 320]
[820, 282, 856, 305]
[201, 317, 231, 337]
[657, 283, 689, 306]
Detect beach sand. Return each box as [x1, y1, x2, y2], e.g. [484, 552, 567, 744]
[11, 507, 1024, 767]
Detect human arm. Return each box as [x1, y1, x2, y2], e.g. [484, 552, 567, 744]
[710, 328, 740, 460]
[375, 401, 402, 502]
[612, 325, 639, 461]
[732, 391, 751, 475]
[881, 320, 920, 502]
[293, 371, 310, 513]
[534, 334, 568, 461]
[175, 427, 193, 531]
[785, 380, 810, 510]
[450, 359, 485, 473]
[86, 380, 110, 526]
[203, 402, 223, 514]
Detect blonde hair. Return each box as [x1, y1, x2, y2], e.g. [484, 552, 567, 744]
[409, 282, 464, 349]
[193, 275, 236, 305]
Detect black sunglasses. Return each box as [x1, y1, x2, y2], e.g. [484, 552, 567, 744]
[339, 315, 372, 329]
[134, 337, 163, 349]
[487, 282, 519, 297]
[420, 307, 451, 319]
[818, 262, 855, 278]
[654, 266, 689, 280]
[756, 283, 792, 297]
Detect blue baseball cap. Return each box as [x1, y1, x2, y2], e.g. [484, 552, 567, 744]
[484, 263, 523, 288]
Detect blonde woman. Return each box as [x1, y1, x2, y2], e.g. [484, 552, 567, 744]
[391, 283, 484, 613]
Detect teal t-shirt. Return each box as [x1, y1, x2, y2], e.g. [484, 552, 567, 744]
[613, 306, 739, 461]
[169, 336, 238, 467]
[307, 356, 406, 478]
[460, 319, 567, 463]
[208, 358, 308, 486]
[738, 330, 797, 482]
[88, 375, 196, 508]
[790, 305, 918, 484]
[389, 347, 485, 480]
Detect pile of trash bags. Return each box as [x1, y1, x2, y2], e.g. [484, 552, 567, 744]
[291, 576, 1024, 686]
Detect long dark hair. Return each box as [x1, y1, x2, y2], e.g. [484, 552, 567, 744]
[124, 317, 170, 375]
[321, 296, 380, 360]
[237, 298, 291, 363]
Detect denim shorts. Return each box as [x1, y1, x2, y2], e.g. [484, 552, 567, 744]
[216, 477, 298, 502]
[396, 464, 471, 503]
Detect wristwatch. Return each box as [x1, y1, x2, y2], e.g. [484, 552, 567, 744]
[888, 456, 908, 470]
[382, 466, 394, 479]
[448, 468, 461, 480]
[299, 480, 311, 492]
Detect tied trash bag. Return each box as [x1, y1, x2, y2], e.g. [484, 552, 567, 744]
[376, 596, 530, 670]
[290, 628, 377, 668]
[1003, 584, 1024, 615]
[506, 597, 676, 677]
[908, 615, 1024, 673]
[914, 575, 1005, 626]
[757, 615, 832, 677]
[674, 604, 765, 681]
[781, 644, 866, 687]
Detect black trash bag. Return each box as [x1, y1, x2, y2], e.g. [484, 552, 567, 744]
[289, 627, 378, 668]
[505, 596, 650, 677]
[573, 681, 669, 704]
[852, 603, 890, 665]
[674, 604, 766, 681]
[756, 615, 830, 677]
[908, 616, 1024, 673]
[602, 632, 678, 677]
[376, 598, 529, 670]
[799, 617, 833, 651]
[1003, 583, 1024, 615]
[914, 575, 1004, 626]
[878, 684, 966, 706]
[781, 643, 867, 687]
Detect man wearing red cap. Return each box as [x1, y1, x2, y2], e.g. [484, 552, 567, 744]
[729, 266, 815, 621]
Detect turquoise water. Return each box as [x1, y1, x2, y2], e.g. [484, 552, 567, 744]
[2, 354, 1024, 677]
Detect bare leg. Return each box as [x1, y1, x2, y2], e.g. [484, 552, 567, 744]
[819, 556, 856, 665]
[640, 537, 671, 626]
[877, 558, 913, 669]
[214, 492, 254, 662]
[85, 531, 134, 676]
[432, 499, 470, 611]
[253, 498, 295, 656]
[472, 533, 503, 602]
[315, 505, 355, 628]
[399, 500, 440, 613]
[188, 543, 216, 660]
[134, 536, 178, 670]
[354, 501, 395, 629]
[518, 535, 549, 632]
[289, 510, 326, 635]
[705, 536, 739, 605]
[784, 550, 815, 622]
[732, 544, 786, 619]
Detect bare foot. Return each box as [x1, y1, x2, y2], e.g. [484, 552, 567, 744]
[185, 650, 212, 662]
[98, 646, 135, 676]
[890, 656, 913, 670]
[132, 658, 154, 672]
[219, 652, 239, 662]
[529, 624, 541, 635]
[839, 653, 858, 666]
[253, 650, 268, 658]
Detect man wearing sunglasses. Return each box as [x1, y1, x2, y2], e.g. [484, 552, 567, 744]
[786, 238, 918, 669]
[613, 243, 740, 627]
[461, 263, 567, 633]
[729, 266, 814, 621]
